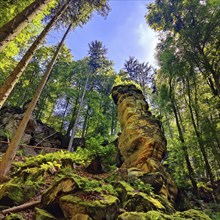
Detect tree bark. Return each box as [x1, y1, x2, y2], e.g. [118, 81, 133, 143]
[66, 98, 79, 137]
[0, 0, 53, 52]
[110, 102, 117, 136]
[169, 78, 199, 196]
[68, 76, 89, 151]
[0, 23, 72, 180]
[81, 105, 90, 138]
[0, 0, 71, 109]
[60, 97, 70, 131]
[185, 76, 216, 198]
[198, 46, 220, 95]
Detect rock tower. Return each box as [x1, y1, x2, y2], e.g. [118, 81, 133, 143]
[112, 84, 177, 202]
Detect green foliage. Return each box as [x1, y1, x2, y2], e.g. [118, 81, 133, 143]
[130, 179, 153, 195]
[204, 203, 220, 220]
[0, 0, 57, 84]
[5, 213, 24, 220]
[12, 150, 92, 176]
[146, 0, 220, 192]
[85, 135, 116, 162]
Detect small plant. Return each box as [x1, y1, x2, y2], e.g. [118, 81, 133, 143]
[131, 179, 153, 194]
[85, 135, 116, 164]
[5, 213, 24, 220]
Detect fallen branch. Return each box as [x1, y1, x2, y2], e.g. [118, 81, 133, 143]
[0, 140, 66, 151]
[1, 200, 41, 215]
[35, 131, 57, 146]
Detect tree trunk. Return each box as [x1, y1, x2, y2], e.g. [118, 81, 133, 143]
[165, 113, 173, 139]
[66, 98, 79, 137]
[198, 46, 220, 95]
[0, 0, 71, 109]
[185, 76, 216, 198]
[169, 78, 199, 196]
[60, 97, 70, 131]
[81, 105, 90, 138]
[110, 102, 117, 136]
[0, 23, 72, 180]
[68, 76, 89, 151]
[0, 0, 53, 52]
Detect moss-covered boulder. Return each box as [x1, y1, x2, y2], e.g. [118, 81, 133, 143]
[71, 213, 92, 220]
[35, 207, 56, 220]
[41, 177, 79, 207]
[0, 181, 38, 206]
[175, 209, 212, 219]
[59, 193, 119, 220]
[124, 192, 166, 213]
[117, 211, 167, 220]
[117, 209, 211, 220]
[113, 180, 175, 214]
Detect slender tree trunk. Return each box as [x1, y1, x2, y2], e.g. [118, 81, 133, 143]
[0, 0, 71, 109]
[111, 102, 117, 136]
[165, 113, 173, 139]
[185, 76, 217, 198]
[0, 0, 53, 52]
[198, 46, 220, 95]
[169, 78, 199, 196]
[66, 98, 79, 137]
[0, 23, 72, 181]
[81, 105, 90, 138]
[60, 98, 70, 131]
[68, 76, 89, 151]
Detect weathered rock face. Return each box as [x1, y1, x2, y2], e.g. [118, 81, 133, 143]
[112, 84, 177, 202]
[0, 106, 69, 152]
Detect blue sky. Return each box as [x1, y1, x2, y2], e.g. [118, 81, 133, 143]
[47, 0, 158, 72]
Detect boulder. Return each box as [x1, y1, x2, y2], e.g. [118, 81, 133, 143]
[59, 193, 119, 220]
[0, 181, 37, 206]
[35, 207, 56, 220]
[117, 209, 211, 220]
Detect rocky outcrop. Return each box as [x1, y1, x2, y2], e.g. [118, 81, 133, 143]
[0, 149, 212, 220]
[112, 84, 177, 203]
[0, 106, 72, 152]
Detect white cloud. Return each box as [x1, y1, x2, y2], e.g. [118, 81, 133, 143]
[135, 22, 159, 67]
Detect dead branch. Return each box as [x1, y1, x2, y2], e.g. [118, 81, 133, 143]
[0, 140, 66, 151]
[35, 131, 57, 146]
[0, 200, 41, 215]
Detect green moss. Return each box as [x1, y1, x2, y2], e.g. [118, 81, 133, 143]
[117, 211, 172, 220]
[12, 150, 93, 176]
[5, 213, 25, 220]
[154, 195, 175, 214]
[35, 207, 56, 220]
[175, 209, 212, 220]
[118, 210, 211, 220]
[124, 192, 165, 212]
[59, 193, 119, 219]
[118, 181, 135, 192]
[0, 183, 24, 204]
[60, 194, 118, 208]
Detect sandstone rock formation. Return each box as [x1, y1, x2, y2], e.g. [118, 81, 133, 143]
[112, 84, 177, 202]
